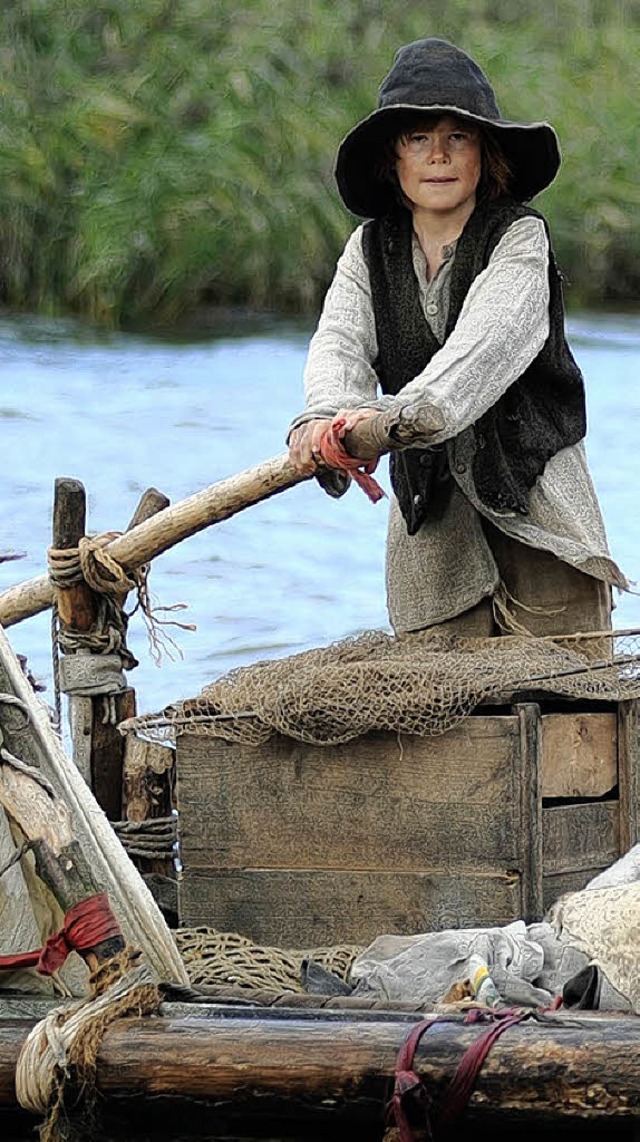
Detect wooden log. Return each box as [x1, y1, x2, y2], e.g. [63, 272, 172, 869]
[0, 416, 394, 629]
[51, 477, 96, 632]
[1, 1008, 640, 1126]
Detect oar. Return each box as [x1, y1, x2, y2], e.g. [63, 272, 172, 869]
[0, 414, 406, 629]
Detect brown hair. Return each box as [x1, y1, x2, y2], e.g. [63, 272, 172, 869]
[375, 114, 512, 203]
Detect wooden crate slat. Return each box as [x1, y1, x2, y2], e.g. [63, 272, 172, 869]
[177, 723, 521, 872]
[178, 869, 523, 947]
[541, 712, 617, 799]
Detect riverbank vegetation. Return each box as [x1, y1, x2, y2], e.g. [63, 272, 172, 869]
[1, 0, 639, 328]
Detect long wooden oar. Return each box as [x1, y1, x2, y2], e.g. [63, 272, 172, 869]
[0, 414, 404, 629]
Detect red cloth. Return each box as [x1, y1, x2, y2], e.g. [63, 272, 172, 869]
[0, 892, 122, 975]
[319, 416, 386, 504]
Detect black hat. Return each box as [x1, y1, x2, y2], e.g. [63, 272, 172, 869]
[335, 38, 561, 217]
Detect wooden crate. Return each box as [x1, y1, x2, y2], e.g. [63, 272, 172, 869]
[176, 699, 639, 947]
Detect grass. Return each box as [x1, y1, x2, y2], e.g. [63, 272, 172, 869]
[1, 0, 639, 327]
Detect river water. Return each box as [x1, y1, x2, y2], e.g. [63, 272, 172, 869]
[1, 308, 639, 723]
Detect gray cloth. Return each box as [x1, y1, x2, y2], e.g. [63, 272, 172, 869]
[349, 920, 590, 1009]
[290, 219, 627, 630]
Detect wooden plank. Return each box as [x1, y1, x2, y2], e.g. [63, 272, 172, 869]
[177, 721, 521, 874]
[541, 712, 618, 798]
[516, 703, 543, 922]
[91, 687, 136, 821]
[543, 802, 620, 875]
[178, 869, 522, 947]
[618, 700, 640, 853]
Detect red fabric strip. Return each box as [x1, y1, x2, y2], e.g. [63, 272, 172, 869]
[0, 892, 122, 975]
[319, 417, 386, 503]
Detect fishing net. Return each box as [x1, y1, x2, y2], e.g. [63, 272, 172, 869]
[174, 926, 362, 993]
[122, 627, 640, 747]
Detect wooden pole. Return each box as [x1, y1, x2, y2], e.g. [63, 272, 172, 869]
[0, 416, 396, 629]
[51, 482, 170, 818]
[1, 1008, 640, 1128]
[0, 764, 125, 971]
[87, 487, 170, 821]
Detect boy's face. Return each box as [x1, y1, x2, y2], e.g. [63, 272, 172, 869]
[394, 114, 482, 221]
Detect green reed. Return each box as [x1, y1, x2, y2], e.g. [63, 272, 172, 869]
[0, 0, 638, 327]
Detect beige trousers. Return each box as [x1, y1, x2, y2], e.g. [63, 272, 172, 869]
[432, 520, 612, 658]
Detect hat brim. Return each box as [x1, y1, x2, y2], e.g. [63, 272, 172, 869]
[335, 104, 561, 217]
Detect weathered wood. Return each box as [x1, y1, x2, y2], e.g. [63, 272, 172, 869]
[177, 718, 528, 942]
[68, 696, 93, 785]
[51, 477, 96, 632]
[123, 738, 174, 824]
[177, 701, 639, 941]
[516, 703, 544, 922]
[543, 802, 620, 875]
[177, 724, 522, 875]
[126, 487, 171, 531]
[178, 869, 522, 947]
[122, 736, 175, 885]
[542, 800, 621, 912]
[2, 1008, 640, 1126]
[617, 701, 640, 855]
[91, 689, 137, 822]
[542, 712, 618, 799]
[0, 624, 189, 986]
[0, 752, 125, 967]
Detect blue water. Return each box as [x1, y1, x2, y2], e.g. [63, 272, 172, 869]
[0, 309, 638, 721]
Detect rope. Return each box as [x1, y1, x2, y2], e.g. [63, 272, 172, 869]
[493, 580, 565, 636]
[111, 815, 177, 860]
[15, 945, 160, 1141]
[48, 534, 194, 671]
[319, 416, 386, 503]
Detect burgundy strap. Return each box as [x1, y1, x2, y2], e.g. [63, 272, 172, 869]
[387, 1018, 440, 1142]
[388, 1008, 529, 1141]
[437, 1008, 527, 1127]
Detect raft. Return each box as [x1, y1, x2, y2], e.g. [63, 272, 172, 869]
[1, 467, 640, 1141]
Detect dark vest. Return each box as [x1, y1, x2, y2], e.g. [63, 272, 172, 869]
[362, 198, 586, 535]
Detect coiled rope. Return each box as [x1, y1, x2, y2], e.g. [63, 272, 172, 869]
[16, 945, 160, 1142]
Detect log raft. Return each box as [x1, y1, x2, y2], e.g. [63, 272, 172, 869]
[1, 1006, 640, 1135]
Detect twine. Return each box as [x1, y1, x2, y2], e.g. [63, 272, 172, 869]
[48, 534, 194, 672]
[15, 946, 160, 1141]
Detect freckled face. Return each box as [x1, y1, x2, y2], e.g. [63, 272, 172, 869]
[394, 115, 482, 222]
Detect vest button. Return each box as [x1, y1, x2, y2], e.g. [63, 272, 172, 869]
[426, 302, 438, 316]
[454, 461, 467, 474]
[413, 494, 422, 506]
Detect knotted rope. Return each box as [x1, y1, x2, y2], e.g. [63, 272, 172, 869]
[16, 945, 160, 1142]
[48, 535, 142, 669]
[48, 533, 195, 722]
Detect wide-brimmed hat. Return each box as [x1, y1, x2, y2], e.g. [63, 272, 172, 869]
[335, 38, 561, 217]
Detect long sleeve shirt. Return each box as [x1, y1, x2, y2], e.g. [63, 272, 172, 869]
[290, 217, 627, 631]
